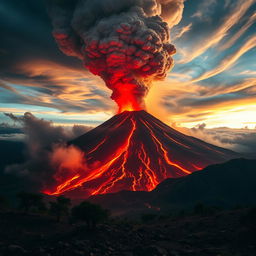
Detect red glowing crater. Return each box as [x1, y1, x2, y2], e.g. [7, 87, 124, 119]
[44, 111, 237, 198]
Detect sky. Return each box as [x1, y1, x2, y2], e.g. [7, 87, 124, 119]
[0, 0, 256, 130]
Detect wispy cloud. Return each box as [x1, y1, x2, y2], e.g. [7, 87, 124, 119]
[191, 35, 256, 82]
[191, 0, 217, 20]
[1, 60, 115, 115]
[172, 23, 192, 40]
[219, 13, 256, 51]
[181, 0, 255, 64]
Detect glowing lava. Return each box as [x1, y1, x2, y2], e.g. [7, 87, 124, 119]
[44, 111, 238, 198]
[113, 83, 147, 113]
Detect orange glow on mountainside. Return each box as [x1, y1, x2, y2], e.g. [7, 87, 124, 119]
[43, 111, 237, 198]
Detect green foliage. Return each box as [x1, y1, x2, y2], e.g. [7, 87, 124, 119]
[71, 201, 109, 228]
[49, 196, 71, 222]
[17, 192, 46, 213]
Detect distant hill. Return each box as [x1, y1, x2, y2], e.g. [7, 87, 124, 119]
[89, 158, 256, 216]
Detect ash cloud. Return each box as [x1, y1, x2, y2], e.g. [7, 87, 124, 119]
[48, 0, 184, 112]
[4, 112, 91, 191]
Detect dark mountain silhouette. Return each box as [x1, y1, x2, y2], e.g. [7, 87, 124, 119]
[89, 158, 256, 215]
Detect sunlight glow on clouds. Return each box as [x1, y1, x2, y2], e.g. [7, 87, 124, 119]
[0, 0, 256, 129]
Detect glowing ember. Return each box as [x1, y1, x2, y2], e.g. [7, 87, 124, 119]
[43, 111, 237, 197]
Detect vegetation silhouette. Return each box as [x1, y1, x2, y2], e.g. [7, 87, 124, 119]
[49, 196, 71, 222]
[17, 192, 46, 213]
[71, 201, 109, 229]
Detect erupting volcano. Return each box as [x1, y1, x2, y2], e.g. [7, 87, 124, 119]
[48, 0, 180, 113]
[45, 0, 238, 198]
[44, 110, 237, 197]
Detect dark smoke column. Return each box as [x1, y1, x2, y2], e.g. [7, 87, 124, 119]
[48, 0, 184, 113]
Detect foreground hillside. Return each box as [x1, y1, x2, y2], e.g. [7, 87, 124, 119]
[0, 158, 255, 255]
[0, 207, 255, 256]
[89, 158, 256, 216]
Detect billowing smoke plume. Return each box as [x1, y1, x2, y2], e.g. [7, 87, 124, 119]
[4, 112, 91, 191]
[48, 0, 184, 112]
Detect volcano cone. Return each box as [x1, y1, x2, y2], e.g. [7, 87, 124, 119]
[45, 111, 238, 197]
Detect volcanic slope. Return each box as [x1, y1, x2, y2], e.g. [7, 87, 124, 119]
[46, 111, 238, 197]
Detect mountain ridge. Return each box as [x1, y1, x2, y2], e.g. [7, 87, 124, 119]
[88, 158, 256, 216]
[46, 110, 239, 197]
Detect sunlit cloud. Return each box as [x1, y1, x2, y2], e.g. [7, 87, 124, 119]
[219, 13, 256, 51]
[1, 0, 256, 133]
[180, 0, 255, 64]
[190, 0, 217, 20]
[191, 35, 256, 82]
[172, 23, 192, 40]
[1, 60, 116, 117]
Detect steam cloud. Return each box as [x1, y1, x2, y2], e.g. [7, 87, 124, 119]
[48, 0, 184, 112]
[4, 112, 91, 191]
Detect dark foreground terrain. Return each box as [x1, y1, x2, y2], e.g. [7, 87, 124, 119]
[0, 156, 256, 256]
[88, 158, 256, 216]
[0, 207, 255, 256]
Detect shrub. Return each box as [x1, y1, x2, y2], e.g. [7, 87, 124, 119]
[71, 201, 109, 228]
[49, 196, 71, 222]
[17, 192, 46, 213]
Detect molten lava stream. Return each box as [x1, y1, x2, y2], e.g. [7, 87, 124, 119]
[140, 118, 191, 175]
[45, 115, 137, 196]
[43, 108, 237, 198]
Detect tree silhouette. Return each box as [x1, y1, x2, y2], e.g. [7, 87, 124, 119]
[17, 192, 45, 213]
[71, 201, 109, 229]
[49, 196, 71, 222]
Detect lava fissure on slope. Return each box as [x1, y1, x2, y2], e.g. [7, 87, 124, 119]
[44, 111, 238, 198]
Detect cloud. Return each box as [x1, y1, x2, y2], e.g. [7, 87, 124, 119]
[219, 13, 256, 51]
[145, 73, 256, 129]
[172, 23, 192, 40]
[180, 0, 255, 64]
[1, 60, 114, 114]
[188, 124, 256, 155]
[191, 35, 256, 82]
[0, 122, 24, 141]
[1, 0, 256, 132]
[4, 112, 91, 191]
[48, 0, 184, 112]
[191, 0, 217, 20]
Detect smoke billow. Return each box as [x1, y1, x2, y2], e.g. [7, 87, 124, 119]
[4, 112, 91, 191]
[48, 0, 184, 112]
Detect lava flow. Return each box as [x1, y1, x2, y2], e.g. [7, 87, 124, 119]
[44, 111, 238, 197]
[45, 0, 239, 198]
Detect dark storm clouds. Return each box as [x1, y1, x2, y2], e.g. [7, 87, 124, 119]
[0, 0, 81, 73]
[0, 0, 113, 115]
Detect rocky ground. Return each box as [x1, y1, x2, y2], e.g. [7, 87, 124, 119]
[0, 208, 255, 256]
